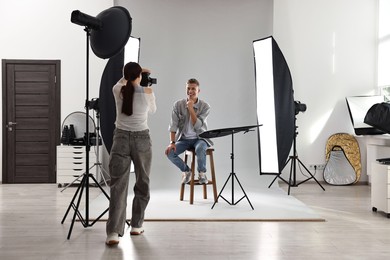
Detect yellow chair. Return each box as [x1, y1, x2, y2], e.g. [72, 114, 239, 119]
[180, 148, 218, 205]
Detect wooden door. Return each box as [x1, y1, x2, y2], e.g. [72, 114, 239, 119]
[2, 60, 61, 183]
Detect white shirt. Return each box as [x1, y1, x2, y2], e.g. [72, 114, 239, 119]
[183, 117, 197, 139]
[112, 81, 156, 131]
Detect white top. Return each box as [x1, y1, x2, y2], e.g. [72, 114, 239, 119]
[112, 81, 156, 131]
[183, 118, 197, 139]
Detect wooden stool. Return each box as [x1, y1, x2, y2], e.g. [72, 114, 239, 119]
[180, 148, 218, 204]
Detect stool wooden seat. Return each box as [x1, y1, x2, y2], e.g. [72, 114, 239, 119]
[180, 148, 218, 205]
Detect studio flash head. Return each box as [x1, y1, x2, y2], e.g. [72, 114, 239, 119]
[87, 98, 99, 111]
[140, 72, 157, 87]
[71, 10, 103, 30]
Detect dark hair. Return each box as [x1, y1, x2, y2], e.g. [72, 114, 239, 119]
[187, 78, 199, 86]
[121, 62, 142, 116]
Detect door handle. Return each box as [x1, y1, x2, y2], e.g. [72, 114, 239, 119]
[6, 121, 17, 131]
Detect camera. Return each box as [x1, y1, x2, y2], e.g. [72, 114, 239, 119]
[140, 72, 157, 87]
[294, 101, 307, 115]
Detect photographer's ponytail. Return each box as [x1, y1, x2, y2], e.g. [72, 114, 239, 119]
[121, 81, 135, 116]
[121, 62, 142, 116]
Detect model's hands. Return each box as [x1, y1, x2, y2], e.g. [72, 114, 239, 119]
[186, 99, 197, 125]
[187, 99, 195, 110]
[165, 143, 176, 155]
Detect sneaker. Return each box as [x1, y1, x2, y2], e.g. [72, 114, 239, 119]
[106, 232, 119, 245]
[181, 171, 191, 184]
[130, 227, 144, 235]
[198, 172, 208, 184]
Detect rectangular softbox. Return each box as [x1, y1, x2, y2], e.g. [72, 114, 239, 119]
[253, 36, 295, 175]
[346, 95, 386, 135]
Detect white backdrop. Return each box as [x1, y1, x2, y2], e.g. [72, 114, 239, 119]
[115, 0, 274, 189]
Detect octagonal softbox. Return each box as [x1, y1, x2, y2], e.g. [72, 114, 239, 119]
[90, 6, 132, 59]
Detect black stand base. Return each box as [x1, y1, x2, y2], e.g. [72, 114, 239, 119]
[269, 155, 325, 195]
[61, 173, 110, 239]
[212, 172, 254, 210]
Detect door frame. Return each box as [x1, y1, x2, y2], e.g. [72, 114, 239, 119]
[2, 59, 61, 183]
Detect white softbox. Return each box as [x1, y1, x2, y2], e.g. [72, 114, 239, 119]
[253, 36, 295, 175]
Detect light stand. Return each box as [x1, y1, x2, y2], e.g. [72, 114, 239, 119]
[91, 107, 109, 187]
[268, 116, 325, 195]
[61, 27, 109, 239]
[62, 6, 131, 240]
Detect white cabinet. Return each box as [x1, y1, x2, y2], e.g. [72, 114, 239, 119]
[371, 162, 390, 218]
[355, 134, 390, 183]
[56, 145, 97, 187]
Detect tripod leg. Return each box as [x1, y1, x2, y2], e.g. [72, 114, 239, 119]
[232, 173, 254, 210]
[288, 156, 297, 195]
[268, 175, 279, 188]
[296, 158, 325, 191]
[89, 174, 110, 200]
[60, 174, 83, 192]
[212, 173, 233, 209]
[97, 164, 109, 188]
[268, 157, 292, 188]
[66, 174, 87, 239]
[87, 173, 116, 226]
[60, 164, 95, 192]
[61, 175, 84, 224]
[89, 172, 130, 226]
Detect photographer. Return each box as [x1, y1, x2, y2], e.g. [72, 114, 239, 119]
[106, 62, 156, 245]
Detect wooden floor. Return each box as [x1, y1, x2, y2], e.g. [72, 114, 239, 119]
[0, 181, 389, 260]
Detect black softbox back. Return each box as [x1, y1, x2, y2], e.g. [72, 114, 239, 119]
[99, 50, 124, 152]
[364, 102, 390, 133]
[272, 39, 295, 172]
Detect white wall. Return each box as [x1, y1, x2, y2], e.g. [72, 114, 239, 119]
[0, 0, 379, 185]
[274, 0, 378, 182]
[0, 0, 114, 182]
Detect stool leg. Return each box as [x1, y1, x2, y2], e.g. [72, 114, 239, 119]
[202, 153, 208, 200]
[189, 152, 196, 204]
[180, 183, 185, 201]
[180, 149, 216, 204]
[180, 152, 189, 201]
[209, 151, 218, 202]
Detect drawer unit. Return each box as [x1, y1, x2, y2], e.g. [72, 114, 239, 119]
[371, 162, 390, 218]
[57, 145, 97, 187]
